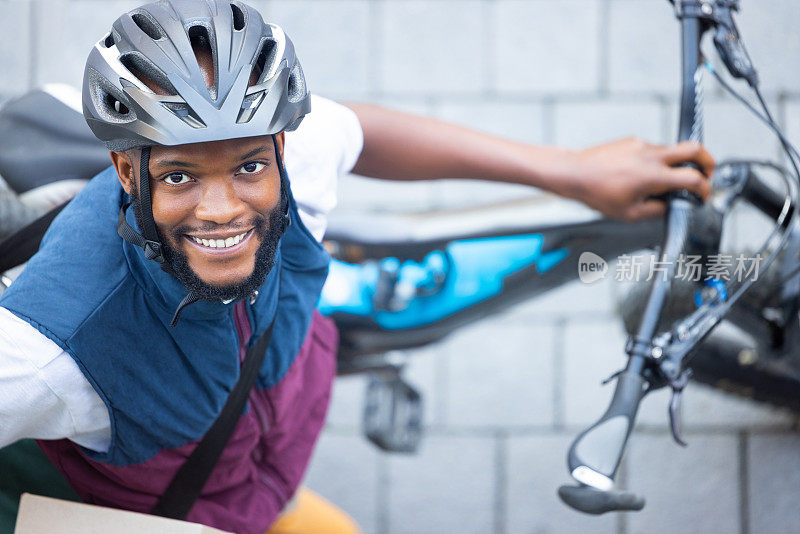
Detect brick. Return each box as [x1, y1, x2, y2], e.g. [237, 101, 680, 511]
[608, 0, 680, 95]
[494, 0, 601, 95]
[429, 180, 541, 211]
[269, 1, 371, 99]
[748, 433, 800, 534]
[35, 1, 142, 89]
[386, 435, 494, 534]
[0, 1, 31, 95]
[442, 318, 555, 427]
[514, 276, 617, 319]
[563, 320, 630, 427]
[735, 0, 800, 94]
[304, 432, 381, 533]
[335, 173, 438, 212]
[325, 374, 368, 430]
[554, 99, 665, 149]
[379, 1, 486, 96]
[432, 100, 546, 146]
[507, 434, 617, 533]
[682, 378, 796, 429]
[626, 433, 740, 534]
[702, 98, 783, 161]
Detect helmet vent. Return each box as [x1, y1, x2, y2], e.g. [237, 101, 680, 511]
[230, 3, 246, 31]
[110, 95, 129, 115]
[162, 102, 206, 129]
[237, 90, 264, 123]
[103, 32, 115, 48]
[131, 12, 164, 40]
[252, 39, 277, 84]
[287, 63, 305, 103]
[120, 52, 177, 95]
[188, 25, 217, 100]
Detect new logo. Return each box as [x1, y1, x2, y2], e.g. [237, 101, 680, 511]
[578, 252, 607, 284]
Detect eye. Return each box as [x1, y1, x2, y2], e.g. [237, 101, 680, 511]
[162, 173, 192, 185]
[238, 161, 266, 174]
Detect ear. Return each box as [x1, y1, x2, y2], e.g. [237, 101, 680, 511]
[275, 132, 285, 160]
[110, 150, 136, 195]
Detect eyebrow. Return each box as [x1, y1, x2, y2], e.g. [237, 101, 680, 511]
[154, 159, 199, 169]
[237, 146, 269, 161]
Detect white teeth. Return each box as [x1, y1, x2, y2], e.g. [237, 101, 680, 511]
[190, 231, 247, 249]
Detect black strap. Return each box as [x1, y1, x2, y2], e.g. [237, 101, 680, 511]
[151, 317, 276, 520]
[0, 201, 69, 273]
[137, 146, 161, 246]
[117, 202, 164, 263]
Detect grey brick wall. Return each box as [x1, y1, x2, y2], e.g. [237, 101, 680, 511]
[2, 1, 799, 533]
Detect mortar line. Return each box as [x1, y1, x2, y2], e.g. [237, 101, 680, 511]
[598, 0, 611, 97]
[738, 431, 750, 534]
[377, 452, 390, 534]
[552, 318, 566, 430]
[367, 0, 384, 100]
[28, 0, 38, 90]
[493, 430, 508, 534]
[482, 0, 496, 98]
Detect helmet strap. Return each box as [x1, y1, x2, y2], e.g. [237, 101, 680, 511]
[272, 134, 292, 233]
[116, 145, 165, 263]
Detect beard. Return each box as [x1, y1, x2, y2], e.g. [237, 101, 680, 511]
[130, 185, 287, 302]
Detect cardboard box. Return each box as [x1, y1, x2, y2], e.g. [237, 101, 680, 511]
[14, 494, 233, 534]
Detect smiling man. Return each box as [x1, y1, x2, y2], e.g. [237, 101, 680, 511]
[0, 0, 715, 533]
[113, 137, 288, 305]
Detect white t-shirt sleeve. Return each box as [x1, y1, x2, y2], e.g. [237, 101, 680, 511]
[284, 95, 364, 241]
[0, 307, 111, 452]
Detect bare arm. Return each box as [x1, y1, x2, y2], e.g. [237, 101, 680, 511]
[345, 103, 714, 222]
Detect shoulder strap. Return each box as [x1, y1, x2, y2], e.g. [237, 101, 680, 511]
[151, 317, 276, 520]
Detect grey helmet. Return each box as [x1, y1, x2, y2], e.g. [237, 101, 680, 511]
[83, 0, 310, 151]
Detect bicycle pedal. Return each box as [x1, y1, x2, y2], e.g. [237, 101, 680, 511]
[362, 374, 423, 453]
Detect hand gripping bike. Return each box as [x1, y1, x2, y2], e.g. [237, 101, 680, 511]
[558, 0, 800, 514]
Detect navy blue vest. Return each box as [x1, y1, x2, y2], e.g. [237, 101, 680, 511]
[0, 166, 330, 466]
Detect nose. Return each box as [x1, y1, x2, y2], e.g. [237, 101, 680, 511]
[194, 178, 247, 225]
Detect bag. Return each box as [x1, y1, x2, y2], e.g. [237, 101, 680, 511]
[151, 318, 276, 520]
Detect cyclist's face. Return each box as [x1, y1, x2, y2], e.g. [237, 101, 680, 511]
[112, 133, 284, 289]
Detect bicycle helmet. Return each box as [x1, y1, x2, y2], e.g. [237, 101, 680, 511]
[83, 0, 310, 151]
[81, 0, 308, 276]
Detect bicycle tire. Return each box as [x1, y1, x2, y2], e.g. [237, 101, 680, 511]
[621, 277, 800, 414]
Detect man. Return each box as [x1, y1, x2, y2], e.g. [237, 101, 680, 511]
[0, 1, 714, 533]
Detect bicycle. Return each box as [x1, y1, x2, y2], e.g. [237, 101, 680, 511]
[0, 0, 798, 519]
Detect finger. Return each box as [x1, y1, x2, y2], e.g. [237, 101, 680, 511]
[659, 141, 716, 177]
[627, 199, 667, 221]
[649, 166, 712, 201]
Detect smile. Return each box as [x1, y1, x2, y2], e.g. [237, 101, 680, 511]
[184, 229, 254, 254]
